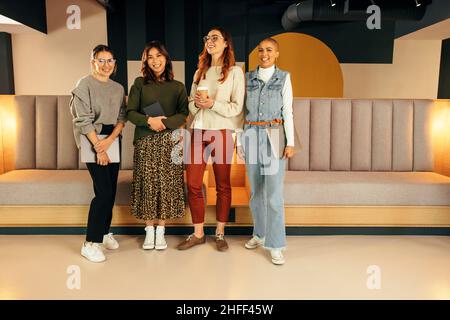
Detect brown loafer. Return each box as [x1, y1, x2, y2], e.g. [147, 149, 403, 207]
[177, 234, 206, 250]
[215, 234, 228, 252]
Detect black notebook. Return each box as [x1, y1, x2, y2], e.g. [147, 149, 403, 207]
[143, 101, 166, 117]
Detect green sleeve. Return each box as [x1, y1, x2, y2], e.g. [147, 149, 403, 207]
[126, 77, 148, 127]
[162, 83, 189, 129]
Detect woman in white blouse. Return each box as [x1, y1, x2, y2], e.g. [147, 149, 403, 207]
[177, 27, 245, 252]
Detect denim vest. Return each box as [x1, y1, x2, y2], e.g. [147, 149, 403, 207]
[244, 66, 288, 129]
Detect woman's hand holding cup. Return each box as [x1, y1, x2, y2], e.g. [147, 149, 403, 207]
[195, 86, 214, 109]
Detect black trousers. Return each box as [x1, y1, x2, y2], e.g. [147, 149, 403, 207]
[85, 125, 120, 243]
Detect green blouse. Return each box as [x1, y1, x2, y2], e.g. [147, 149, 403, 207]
[127, 77, 189, 143]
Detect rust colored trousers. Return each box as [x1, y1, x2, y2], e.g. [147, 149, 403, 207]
[186, 129, 235, 224]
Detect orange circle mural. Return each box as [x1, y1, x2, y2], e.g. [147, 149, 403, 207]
[249, 32, 343, 98]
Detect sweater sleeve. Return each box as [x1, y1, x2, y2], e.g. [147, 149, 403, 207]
[188, 71, 200, 116]
[70, 95, 96, 135]
[162, 83, 189, 129]
[126, 77, 148, 127]
[117, 86, 128, 124]
[236, 72, 248, 147]
[70, 79, 96, 135]
[210, 67, 245, 118]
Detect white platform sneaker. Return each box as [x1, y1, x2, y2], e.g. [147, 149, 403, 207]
[245, 236, 264, 249]
[81, 242, 106, 263]
[103, 233, 119, 250]
[270, 249, 285, 265]
[143, 226, 155, 250]
[155, 226, 167, 250]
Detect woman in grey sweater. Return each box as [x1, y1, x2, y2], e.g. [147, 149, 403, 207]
[70, 45, 127, 263]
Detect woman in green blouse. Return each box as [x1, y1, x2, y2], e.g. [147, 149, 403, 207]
[127, 41, 189, 251]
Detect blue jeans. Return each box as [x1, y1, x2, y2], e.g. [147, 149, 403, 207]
[243, 128, 286, 250]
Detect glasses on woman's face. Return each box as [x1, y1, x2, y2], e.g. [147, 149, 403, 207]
[94, 58, 116, 65]
[203, 35, 223, 43]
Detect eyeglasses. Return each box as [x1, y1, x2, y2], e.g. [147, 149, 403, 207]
[203, 35, 224, 43]
[93, 58, 116, 65]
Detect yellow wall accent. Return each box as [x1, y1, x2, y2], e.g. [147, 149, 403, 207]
[249, 32, 343, 97]
[432, 100, 450, 177]
[0, 95, 16, 174]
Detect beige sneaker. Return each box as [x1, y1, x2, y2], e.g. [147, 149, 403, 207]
[81, 242, 106, 263]
[245, 236, 264, 249]
[270, 249, 285, 265]
[103, 233, 119, 250]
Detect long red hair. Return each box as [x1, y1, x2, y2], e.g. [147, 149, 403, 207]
[194, 27, 236, 84]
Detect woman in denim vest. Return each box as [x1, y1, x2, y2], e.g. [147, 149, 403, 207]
[237, 38, 296, 265]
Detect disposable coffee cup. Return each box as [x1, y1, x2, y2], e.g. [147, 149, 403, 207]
[197, 86, 208, 101]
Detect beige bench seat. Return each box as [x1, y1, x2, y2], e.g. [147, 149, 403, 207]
[0, 169, 133, 205]
[284, 171, 450, 206]
[0, 170, 205, 206]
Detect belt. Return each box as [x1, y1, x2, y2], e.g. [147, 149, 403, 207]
[244, 118, 283, 126]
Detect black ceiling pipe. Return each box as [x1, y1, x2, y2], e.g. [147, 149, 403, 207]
[282, 0, 432, 30]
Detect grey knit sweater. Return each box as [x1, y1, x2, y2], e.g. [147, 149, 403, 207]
[70, 75, 127, 148]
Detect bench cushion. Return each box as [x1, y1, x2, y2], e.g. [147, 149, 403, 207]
[0, 170, 203, 206]
[284, 171, 450, 205]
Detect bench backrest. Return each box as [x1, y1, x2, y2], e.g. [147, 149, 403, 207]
[12, 96, 434, 172]
[13, 96, 135, 170]
[289, 99, 434, 171]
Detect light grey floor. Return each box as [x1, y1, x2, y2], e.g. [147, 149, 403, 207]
[0, 235, 449, 300]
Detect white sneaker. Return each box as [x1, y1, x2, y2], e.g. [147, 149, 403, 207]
[81, 242, 106, 263]
[245, 236, 264, 249]
[142, 226, 155, 250]
[103, 233, 119, 250]
[155, 226, 167, 250]
[270, 249, 285, 265]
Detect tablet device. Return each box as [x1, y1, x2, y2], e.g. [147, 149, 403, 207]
[80, 134, 120, 163]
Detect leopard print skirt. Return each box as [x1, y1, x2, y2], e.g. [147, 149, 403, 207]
[130, 131, 185, 221]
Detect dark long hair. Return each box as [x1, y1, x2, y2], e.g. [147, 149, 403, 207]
[140, 41, 174, 83]
[90, 44, 117, 75]
[194, 27, 236, 84]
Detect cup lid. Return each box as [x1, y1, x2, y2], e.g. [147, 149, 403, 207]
[197, 86, 208, 90]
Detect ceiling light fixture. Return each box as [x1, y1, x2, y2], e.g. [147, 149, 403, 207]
[330, 0, 336, 7]
[415, 0, 422, 7]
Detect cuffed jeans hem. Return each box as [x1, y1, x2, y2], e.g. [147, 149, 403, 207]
[263, 245, 286, 251]
[252, 234, 265, 241]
